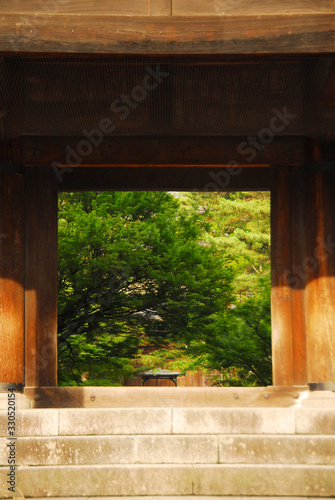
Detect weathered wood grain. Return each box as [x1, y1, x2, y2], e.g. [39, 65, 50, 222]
[24, 167, 58, 387]
[304, 168, 335, 383]
[173, 0, 335, 16]
[150, 0, 172, 15]
[0, 0, 148, 15]
[271, 166, 294, 386]
[289, 168, 307, 386]
[22, 386, 307, 408]
[271, 164, 335, 386]
[1, 0, 332, 16]
[1, 14, 334, 54]
[0, 173, 25, 384]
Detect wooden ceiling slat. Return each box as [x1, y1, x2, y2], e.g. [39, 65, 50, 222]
[1, 55, 334, 140]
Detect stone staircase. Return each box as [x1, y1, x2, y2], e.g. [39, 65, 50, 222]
[1, 402, 335, 498]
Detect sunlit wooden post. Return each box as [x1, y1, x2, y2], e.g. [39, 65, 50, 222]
[271, 165, 335, 386]
[0, 172, 25, 385]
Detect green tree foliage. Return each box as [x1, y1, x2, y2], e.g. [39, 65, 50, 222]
[57, 191, 233, 385]
[179, 191, 271, 297]
[162, 191, 272, 386]
[184, 272, 272, 386]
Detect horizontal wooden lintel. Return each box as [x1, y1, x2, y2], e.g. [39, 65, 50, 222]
[1, 0, 333, 17]
[0, 136, 310, 168]
[0, 13, 334, 55]
[0, 385, 309, 408]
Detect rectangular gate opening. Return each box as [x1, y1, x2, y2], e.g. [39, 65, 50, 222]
[57, 190, 271, 388]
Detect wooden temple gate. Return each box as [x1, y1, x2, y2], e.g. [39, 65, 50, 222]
[0, 0, 334, 392]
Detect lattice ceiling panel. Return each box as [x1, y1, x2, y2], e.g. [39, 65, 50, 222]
[1, 55, 334, 140]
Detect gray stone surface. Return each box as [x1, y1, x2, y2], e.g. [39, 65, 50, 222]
[172, 408, 295, 434]
[192, 464, 335, 496]
[1, 406, 335, 498]
[219, 435, 335, 464]
[301, 391, 335, 408]
[3, 465, 194, 497]
[1, 464, 335, 497]
[21, 498, 333, 500]
[0, 393, 30, 411]
[296, 408, 335, 434]
[0, 409, 59, 437]
[6, 435, 218, 465]
[58, 408, 172, 435]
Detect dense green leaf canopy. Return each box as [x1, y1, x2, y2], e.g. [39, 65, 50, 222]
[58, 191, 234, 385]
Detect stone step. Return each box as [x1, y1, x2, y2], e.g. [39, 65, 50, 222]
[2, 407, 335, 437]
[2, 434, 334, 466]
[18, 498, 331, 500]
[1, 464, 335, 497]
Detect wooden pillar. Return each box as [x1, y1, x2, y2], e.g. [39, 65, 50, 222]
[304, 166, 335, 383]
[0, 172, 25, 384]
[24, 167, 58, 387]
[271, 165, 335, 386]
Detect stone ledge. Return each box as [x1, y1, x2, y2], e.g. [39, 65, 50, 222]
[192, 464, 335, 496]
[59, 408, 172, 435]
[2, 407, 335, 437]
[18, 498, 333, 500]
[218, 434, 335, 464]
[2, 433, 335, 466]
[296, 408, 335, 434]
[172, 408, 295, 434]
[0, 409, 59, 437]
[0, 435, 219, 466]
[1, 464, 334, 497]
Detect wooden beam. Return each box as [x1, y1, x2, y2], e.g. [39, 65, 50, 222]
[0, 173, 25, 384]
[2, 0, 332, 16]
[57, 166, 271, 192]
[19, 385, 308, 409]
[24, 167, 58, 387]
[173, 0, 334, 16]
[2, 136, 308, 168]
[0, 14, 334, 54]
[1, 0, 149, 16]
[150, 0, 172, 15]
